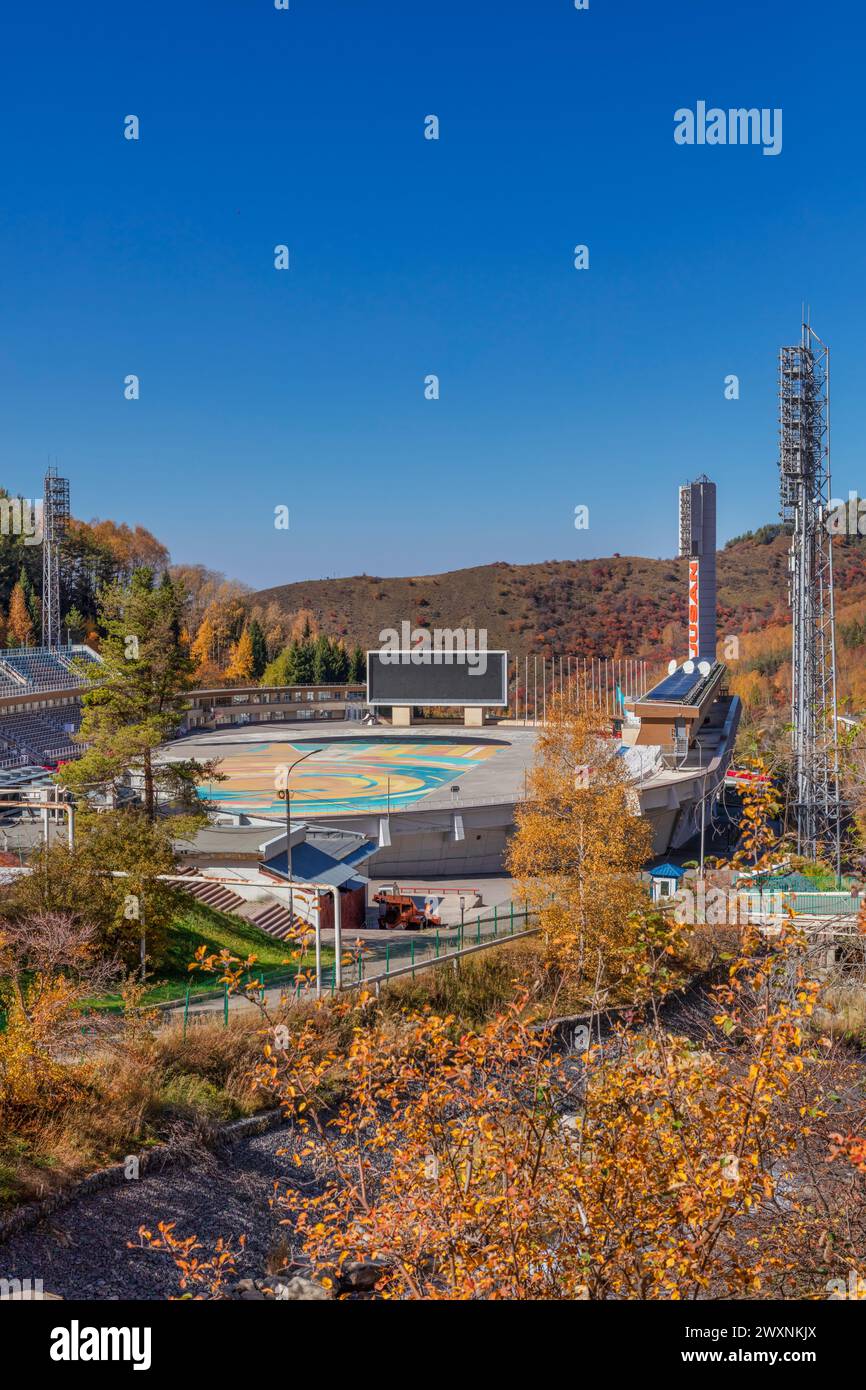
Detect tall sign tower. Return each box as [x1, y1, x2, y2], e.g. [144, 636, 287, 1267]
[678, 475, 717, 663]
[41, 467, 70, 649]
[778, 319, 841, 868]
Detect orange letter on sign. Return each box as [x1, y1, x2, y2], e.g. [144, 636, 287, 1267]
[688, 560, 700, 658]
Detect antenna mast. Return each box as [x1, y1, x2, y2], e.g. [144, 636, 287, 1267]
[778, 319, 841, 869]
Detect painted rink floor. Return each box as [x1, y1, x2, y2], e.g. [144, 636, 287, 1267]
[195, 737, 504, 817]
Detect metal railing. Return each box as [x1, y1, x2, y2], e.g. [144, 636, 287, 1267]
[171, 903, 539, 1030]
[333, 904, 538, 991]
[742, 891, 862, 918]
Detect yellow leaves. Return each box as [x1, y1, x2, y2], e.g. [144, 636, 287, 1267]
[115, 888, 836, 1305]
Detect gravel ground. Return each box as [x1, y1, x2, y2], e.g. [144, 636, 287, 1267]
[0, 974, 733, 1303]
[0, 1124, 305, 1301]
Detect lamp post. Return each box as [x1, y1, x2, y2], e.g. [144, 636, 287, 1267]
[698, 764, 713, 880]
[279, 747, 319, 952]
[319, 884, 343, 993]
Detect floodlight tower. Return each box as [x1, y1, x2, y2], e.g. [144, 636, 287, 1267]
[41, 467, 70, 649]
[778, 318, 841, 869]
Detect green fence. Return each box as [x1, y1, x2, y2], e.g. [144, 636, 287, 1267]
[175, 902, 538, 1029]
[740, 891, 861, 918]
[333, 903, 538, 993]
[750, 873, 854, 893]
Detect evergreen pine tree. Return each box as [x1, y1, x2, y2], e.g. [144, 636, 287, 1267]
[348, 645, 366, 683]
[61, 571, 202, 820]
[248, 618, 268, 679]
[312, 633, 332, 684]
[282, 640, 302, 684]
[331, 640, 350, 683]
[294, 637, 315, 684]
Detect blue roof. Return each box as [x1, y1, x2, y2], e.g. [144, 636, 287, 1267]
[265, 836, 378, 888]
[650, 862, 686, 879]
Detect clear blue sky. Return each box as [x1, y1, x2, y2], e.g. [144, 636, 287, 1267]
[1, 0, 863, 587]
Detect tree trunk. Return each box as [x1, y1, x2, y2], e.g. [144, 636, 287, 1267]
[143, 749, 155, 821]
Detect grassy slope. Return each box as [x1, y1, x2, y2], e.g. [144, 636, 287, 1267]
[87, 901, 335, 1010]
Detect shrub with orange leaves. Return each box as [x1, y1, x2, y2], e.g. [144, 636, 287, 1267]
[0, 912, 119, 1116]
[244, 923, 829, 1300]
[732, 757, 785, 869]
[131, 1222, 245, 1299]
[147, 913, 866, 1301]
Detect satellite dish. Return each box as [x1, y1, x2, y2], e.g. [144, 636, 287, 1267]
[668, 660, 677, 675]
[698, 660, 711, 676]
[683, 661, 695, 675]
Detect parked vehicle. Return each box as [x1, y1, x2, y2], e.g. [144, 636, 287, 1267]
[373, 889, 441, 931]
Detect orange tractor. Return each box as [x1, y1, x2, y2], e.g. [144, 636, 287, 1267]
[373, 888, 442, 931]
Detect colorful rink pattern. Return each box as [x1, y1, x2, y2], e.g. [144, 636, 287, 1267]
[195, 738, 502, 816]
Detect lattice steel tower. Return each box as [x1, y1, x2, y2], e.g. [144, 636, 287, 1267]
[41, 467, 70, 649]
[778, 319, 841, 868]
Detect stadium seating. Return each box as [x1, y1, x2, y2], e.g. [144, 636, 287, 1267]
[0, 645, 100, 697]
[0, 711, 81, 765]
[0, 645, 99, 764]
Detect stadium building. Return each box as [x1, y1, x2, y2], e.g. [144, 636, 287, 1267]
[0, 475, 740, 891]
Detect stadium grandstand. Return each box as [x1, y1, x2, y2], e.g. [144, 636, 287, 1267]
[0, 645, 100, 768]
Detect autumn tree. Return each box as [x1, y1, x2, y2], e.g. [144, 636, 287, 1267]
[507, 692, 653, 997]
[290, 609, 318, 642]
[189, 613, 218, 680]
[164, 920, 857, 1302]
[6, 579, 34, 646]
[225, 628, 254, 682]
[6, 812, 187, 971]
[0, 912, 120, 1111]
[732, 757, 784, 870]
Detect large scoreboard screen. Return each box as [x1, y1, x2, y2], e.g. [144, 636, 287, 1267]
[367, 651, 508, 707]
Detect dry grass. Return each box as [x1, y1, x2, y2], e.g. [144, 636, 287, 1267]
[376, 940, 549, 1026]
[0, 991, 364, 1212]
[0, 928, 719, 1214]
[814, 982, 866, 1043]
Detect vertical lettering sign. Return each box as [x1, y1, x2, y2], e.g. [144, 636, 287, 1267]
[688, 560, 700, 658]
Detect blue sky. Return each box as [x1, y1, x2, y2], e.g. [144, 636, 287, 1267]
[1, 0, 863, 587]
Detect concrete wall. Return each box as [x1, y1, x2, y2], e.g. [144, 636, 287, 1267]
[367, 820, 514, 877]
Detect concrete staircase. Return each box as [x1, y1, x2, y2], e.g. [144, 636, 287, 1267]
[174, 867, 300, 941]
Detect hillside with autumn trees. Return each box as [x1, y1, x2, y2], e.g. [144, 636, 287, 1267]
[250, 526, 866, 703]
[9, 488, 866, 719]
[0, 491, 169, 647]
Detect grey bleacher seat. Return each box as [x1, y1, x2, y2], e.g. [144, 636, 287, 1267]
[0, 645, 97, 764]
